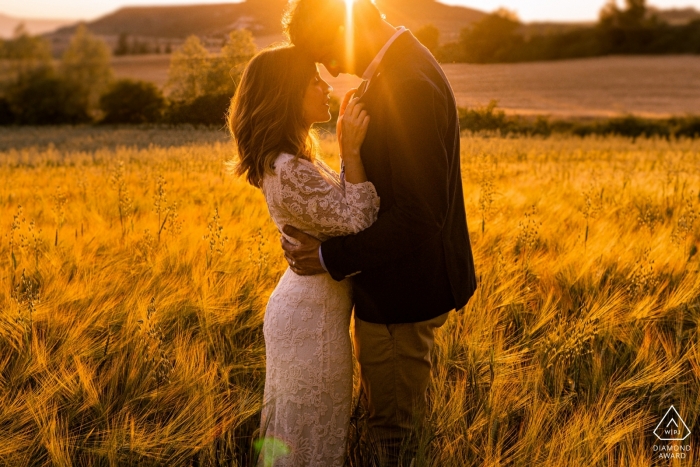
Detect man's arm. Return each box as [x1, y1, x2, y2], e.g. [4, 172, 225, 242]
[280, 225, 325, 276]
[320, 78, 451, 281]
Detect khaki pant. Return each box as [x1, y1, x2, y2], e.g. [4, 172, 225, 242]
[353, 312, 450, 467]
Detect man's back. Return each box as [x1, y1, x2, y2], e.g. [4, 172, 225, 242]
[321, 31, 477, 324]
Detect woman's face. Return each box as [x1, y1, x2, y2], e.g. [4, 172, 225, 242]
[302, 66, 333, 127]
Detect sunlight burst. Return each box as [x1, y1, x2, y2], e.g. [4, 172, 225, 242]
[345, 0, 355, 74]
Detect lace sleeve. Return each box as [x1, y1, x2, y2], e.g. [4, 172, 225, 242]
[277, 156, 380, 237]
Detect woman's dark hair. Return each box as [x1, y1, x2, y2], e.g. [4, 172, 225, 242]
[227, 44, 319, 188]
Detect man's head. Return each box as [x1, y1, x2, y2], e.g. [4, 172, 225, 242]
[283, 0, 386, 77]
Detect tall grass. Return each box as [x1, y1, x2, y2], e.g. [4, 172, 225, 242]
[0, 127, 698, 466]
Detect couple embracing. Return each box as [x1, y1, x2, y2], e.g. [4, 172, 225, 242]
[227, 0, 477, 465]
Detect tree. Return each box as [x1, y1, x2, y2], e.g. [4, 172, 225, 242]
[115, 33, 130, 56]
[415, 24, 440, 55]
[166, 35, 210, 102]
[166, 30, 256, 102]
[598, 0, 658, 53]
[0, 98, 15, 125]
[600, 0, 649, 28]
[100, 79, 166, 124]
[60, 24, 113, 112]
[459, 10, 523, 63]
[133, 39, 151, 55]
[0, 23, 53, 76]
[211, 29, 257, 95]
[164, 94, 233, 125]
[0, 25, 88, 124]
[624, 0, 648, 26]
[5, 67, 90, 125]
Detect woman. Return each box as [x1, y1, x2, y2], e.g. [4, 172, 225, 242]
[227, 44, 379, 466]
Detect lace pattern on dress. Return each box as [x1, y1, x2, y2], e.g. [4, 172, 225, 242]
[257, 152, 380, 466]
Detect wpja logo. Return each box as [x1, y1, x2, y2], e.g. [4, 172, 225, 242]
[652, 405, 691, 459]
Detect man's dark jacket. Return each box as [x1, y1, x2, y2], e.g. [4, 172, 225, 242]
[321, 31, 477, 324]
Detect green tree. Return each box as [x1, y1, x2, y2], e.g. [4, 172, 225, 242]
[600, 0, 650, 28]
[598, 0, 659, 53]
[415, 24, 440, 55]
[5, 67, 90, 125]
[459, 9, 523, 63]
[60, 25, 113, 112]
[0, 24, 53, 76]
[167, 30, 256, 102]
[166, 35, 210, 102]
[209, 29, 257, 95]
[100, 79, 166, 124]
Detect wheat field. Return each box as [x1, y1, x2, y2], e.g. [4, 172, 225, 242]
[0, 126, 699, 466]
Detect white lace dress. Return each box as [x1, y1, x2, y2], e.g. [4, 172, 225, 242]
[257, 152, 380, 467]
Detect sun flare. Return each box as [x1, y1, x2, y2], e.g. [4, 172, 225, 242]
[345, 0, 355, 74]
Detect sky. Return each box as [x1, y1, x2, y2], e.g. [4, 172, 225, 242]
[440, 0, 700, 22]
[1, 0, 700, 22]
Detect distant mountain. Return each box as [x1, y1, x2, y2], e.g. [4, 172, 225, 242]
[650, 7, 700, 25]
[54, 0, 287, 39]
[376, 0, 485, 41]
[52, 0, 485, 42]
[0, 13, 76, 38]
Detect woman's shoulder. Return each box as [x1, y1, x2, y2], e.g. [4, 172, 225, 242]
[272, 152, 318, 174]
[269, 152, 293, 170]
[263, 153, 318, 193]
[264, 153, 297, 182]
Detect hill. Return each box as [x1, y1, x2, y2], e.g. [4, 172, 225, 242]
[0, 13, 75, 38]
[650, 6, 700, 25]
[375, 0, 485, 41]
[53, 0, 485, 41]
[54, 0, 287, 39]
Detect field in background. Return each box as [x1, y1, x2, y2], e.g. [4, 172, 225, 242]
[110, 33, 284, 91]
[112, 54, 700, 118]
[0, 127, 699, 465]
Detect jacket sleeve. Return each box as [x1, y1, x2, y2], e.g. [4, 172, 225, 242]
[320, 78, 451, 280]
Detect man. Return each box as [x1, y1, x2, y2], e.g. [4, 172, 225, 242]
[281, 0, 477, 465]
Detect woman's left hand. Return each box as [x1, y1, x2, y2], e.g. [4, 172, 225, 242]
[339, 97, 370, 163]
[336, 88, 358, 141]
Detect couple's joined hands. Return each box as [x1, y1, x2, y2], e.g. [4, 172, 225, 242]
[282, 88, 369, 276]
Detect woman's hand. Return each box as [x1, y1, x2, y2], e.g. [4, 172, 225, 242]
[336, 88, 357, 139]
[339, 97, 370, 163]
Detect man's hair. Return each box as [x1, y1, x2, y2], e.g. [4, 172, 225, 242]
[283, 0, 383, 59]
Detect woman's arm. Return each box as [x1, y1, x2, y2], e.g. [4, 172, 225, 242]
[277, 156, 379, 237]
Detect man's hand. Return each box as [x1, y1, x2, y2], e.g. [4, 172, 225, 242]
[281, 225, 325, 276]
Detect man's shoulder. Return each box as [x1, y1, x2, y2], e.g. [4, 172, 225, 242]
[379, 69, 449, 113]
[380, 33, 450, 97]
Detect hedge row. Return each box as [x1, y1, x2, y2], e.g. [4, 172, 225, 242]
[0, 76, 236, 127]
[1, 75, 698, 140]
[458, 101, 700, 139]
